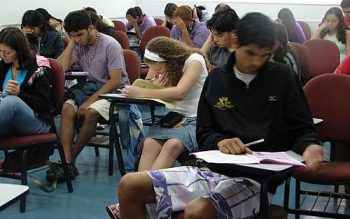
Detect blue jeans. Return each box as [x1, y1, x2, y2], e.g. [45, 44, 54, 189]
[0, 96, 50, 137]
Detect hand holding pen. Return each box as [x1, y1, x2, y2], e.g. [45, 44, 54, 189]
[218, 138, 264, 155]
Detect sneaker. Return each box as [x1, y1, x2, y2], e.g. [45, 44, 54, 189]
[46, 162, 79, 183]
[106, 203, 120, 219]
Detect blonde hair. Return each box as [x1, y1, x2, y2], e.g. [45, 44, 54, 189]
[173, 5, 193, 21]
[145, 37, 206, 86]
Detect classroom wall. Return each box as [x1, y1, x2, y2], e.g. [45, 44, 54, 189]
[137, 0, 342, 31]
[0, 0, 342, 31]
[0, 0, 136, 27]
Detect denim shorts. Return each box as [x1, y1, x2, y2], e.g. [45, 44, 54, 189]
[146, 117, 198, 152]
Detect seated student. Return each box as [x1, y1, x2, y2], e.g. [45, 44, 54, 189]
[272, 23, 303, 82]
[107, 13, 324, 219]
[87, 11, 118, 41]
[121, 36, 208, 171]
[277, 8, 306, 44]
[0, 27, 54, 168]
[84, 6, 115, 27]
[21, 10, 64, 58]
[126, 6, 156, 40]
[162, 3, 177, 31]
[35, 8, 65, 36]
[214, 3, 232, 12]
[341, 0, 350, 28]
[193, 5, 210, 22]
[170, 5, 210, 48]
[312, 7, 350, 61]
[0, 27, 52, 138]
[200, 8, 239, 70]
[49, 10, 129, 181]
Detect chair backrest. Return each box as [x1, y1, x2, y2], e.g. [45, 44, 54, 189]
[303, 73, 350, 142]
[303, 39, 340, 80]
[123, 49, 140, 84]
[48, 58, 65, 116]
[154, 18, 164, 26]
[116, 30, 130, 49]
[289, 42, 311, 84]
[113, 20, 127, 32]
[140, 26, 171, 55]
[297, 21, 312, 40]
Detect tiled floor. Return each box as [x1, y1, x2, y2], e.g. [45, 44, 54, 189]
[0, 111, 349, 218]
[2, 147, 348, 219]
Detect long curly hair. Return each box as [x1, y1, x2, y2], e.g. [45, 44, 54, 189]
[144, 37, 207, 86]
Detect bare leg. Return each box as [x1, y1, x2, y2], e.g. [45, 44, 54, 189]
[119, 172, 157, 219]
[184, 197, 217, 219]
[138, 138, 163, 171]
[60, 103, 77, 162]
[150, 138, 185, 170]
[72, 108, 100, 160]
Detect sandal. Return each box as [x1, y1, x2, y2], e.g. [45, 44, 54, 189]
[106, 203, 120, 219]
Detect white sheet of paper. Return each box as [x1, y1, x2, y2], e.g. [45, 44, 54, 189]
[191, 150, 259, 164]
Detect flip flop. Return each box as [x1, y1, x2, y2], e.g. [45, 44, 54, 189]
[106, 203, 120, 219]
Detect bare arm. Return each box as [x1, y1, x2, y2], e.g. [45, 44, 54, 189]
[311, 22, 327, 40]
[127, 15, 142, 40]
[174, 18, 194, 47]
[200, 33, 213, 55]
[57, 38, 76, 71]
[123, 60, 202, 101]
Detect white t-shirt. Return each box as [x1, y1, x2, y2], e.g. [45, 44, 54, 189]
[234, 65, 257, 88]
[173, 53, 208, 117]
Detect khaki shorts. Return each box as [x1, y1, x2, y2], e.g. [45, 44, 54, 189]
[65, 99, 111, 120]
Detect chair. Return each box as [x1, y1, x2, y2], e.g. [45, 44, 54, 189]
[283, 73, 350, 218]
[289, 42, 311, 85]
[89, 49, 141, 175]
[154, 18, 164, 26]
[0, 58, 73, 212]
[116, 30, 130, 49]
[123, 49, 140, 84]
[139, 26, 170, 77]
[303, 39, 340, 82]
[140, 26, 171, 56]
[297, 21, 312, 40]
[113, 20, 127, 32]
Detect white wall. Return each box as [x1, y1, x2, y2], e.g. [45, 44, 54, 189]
[0, 0, 137, 27]
[0, 0, 342, 31]
[138, 0, 342, 31]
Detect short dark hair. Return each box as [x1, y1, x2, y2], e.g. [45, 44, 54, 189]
[126, 7, 142, 18]
[214, 3, 232, 13]
[206, 9, 239, 33]
[236, 13, 276, 49]
[341, 0, 350, 8]
[64, 10, 92, 33]
[35, 8, 62, 23]
[164, 3, 177, 17]
[84, 7, 97, 14]
[21, 10, 52, 31]
[0, 27, 33, 68]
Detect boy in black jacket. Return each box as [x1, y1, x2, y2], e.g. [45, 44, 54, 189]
[110, 13, 324, 219]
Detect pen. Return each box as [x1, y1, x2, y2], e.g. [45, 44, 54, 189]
[245, 139, 264, 147]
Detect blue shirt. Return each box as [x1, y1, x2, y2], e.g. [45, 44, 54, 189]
[2, 67, 28, 91]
